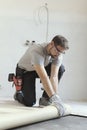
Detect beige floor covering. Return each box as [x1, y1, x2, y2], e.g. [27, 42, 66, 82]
[0, 99, 87, 130]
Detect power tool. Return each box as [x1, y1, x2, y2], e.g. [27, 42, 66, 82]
[8, 73, 24, 103]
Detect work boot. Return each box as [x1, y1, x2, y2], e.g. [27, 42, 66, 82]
[39, 97, 51, 106]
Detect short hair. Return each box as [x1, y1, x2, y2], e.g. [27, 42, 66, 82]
[52, 35, 69, 50]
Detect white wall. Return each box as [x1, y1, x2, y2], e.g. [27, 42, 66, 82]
[0, 0, 87, 101]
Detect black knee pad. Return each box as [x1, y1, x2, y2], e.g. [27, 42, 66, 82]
[23, 99, 36, 107]
[14, 91, 24, 104]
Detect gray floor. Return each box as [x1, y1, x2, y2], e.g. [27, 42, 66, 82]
[11, 115, 87, 130]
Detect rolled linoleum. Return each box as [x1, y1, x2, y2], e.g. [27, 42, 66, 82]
[0, 99, 71, 130]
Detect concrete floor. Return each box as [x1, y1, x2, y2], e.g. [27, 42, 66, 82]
[12, 115, 87, 130]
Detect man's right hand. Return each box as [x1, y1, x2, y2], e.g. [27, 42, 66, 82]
[49, 94, 65, 117]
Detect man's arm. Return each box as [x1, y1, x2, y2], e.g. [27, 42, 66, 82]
[50, 64, 59, 94]
[33, 64, 55, 97]
[34, 64, 65, 116]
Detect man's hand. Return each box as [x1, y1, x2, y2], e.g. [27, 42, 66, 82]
[49, 94, 65, 117]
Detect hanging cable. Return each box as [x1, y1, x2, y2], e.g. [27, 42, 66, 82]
[34, 3, 49, 42]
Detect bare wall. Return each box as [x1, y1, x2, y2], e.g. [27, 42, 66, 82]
[0, 0, 87, 101]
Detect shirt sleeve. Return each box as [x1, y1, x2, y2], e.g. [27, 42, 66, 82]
[31, 52, 45, 66]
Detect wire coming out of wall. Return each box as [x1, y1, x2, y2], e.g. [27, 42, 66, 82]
[34, 3, 49, 42]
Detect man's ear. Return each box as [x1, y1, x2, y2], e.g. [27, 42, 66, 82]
[50, 41, 54, 47]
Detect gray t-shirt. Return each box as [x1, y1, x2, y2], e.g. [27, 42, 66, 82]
[18, 42, 63, 71]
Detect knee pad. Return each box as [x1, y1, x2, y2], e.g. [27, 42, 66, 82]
[14, 91, 24, 104]
[23, 99, 36, 107]
[14, 91, 36, 106]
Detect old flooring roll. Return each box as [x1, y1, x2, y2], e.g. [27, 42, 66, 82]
[0, 100, 71, 130]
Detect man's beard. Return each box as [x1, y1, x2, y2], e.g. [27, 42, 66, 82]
[50, 53, 58, 59]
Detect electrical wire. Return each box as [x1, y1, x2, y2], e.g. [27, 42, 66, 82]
[34, 3, 49, 42]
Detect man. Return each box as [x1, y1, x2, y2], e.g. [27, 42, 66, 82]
[14, 35, 69, 116]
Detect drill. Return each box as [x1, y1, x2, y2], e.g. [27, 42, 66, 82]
[8, 73, 24, 103]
